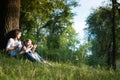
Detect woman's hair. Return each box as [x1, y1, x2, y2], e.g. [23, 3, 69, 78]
[12, 29, 21, 38]
[6, 29, 21, 39]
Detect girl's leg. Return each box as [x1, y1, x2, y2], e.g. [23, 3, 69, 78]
[23, 52, 36, 62]
[34, 52, 45, 63]
[34, 52, 52, 66]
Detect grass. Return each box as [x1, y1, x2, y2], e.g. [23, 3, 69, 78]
[0, 55, 120, 80]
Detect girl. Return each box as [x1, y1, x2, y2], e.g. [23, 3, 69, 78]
[21, 39, 51, 66]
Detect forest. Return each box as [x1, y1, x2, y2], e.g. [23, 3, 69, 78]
[0, 0, 120, 80]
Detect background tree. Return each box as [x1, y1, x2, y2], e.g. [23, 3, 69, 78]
[85, 6, 120, 67]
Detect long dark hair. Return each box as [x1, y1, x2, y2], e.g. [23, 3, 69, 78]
[11, 29, 21, 38]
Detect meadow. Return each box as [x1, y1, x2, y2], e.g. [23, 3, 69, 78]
[0, 55, 120, 80]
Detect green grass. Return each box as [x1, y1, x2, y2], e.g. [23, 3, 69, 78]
[0, 55, 120, 80]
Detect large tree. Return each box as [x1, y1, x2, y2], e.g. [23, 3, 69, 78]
[0, 0, 20, 50]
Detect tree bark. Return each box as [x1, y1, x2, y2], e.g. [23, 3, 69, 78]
[111, 0, 116, 70]
[0, 0, 20, 50]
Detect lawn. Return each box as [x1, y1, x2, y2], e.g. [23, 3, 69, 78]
[0, 55, 120, 80]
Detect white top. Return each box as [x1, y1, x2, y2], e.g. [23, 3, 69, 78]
[22, 45, 32, 53]
[23, 46, 31, 52]
[6, 38, 22, 57]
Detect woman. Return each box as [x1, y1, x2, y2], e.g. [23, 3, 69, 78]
[6, 29, 22, 58]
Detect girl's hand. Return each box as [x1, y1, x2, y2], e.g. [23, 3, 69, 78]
[29, 45, 33, 48]
[33, 44, 37, 49]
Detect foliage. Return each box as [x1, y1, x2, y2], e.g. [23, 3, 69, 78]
[20, 0, 79, 46]
[85, 6, 120, 66]
[19, 0, 85, 64]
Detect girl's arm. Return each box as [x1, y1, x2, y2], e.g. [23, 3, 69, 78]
[19, 45, 33, 54]
[31, 44, 37, 52]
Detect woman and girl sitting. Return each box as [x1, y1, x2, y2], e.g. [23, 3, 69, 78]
[6, 29, 51, 66]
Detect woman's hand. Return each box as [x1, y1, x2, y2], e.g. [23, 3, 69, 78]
[14, 44, 22, 49]
[17, 44, 22, 48]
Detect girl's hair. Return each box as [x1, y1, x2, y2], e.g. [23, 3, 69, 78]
[23, 39, 32, 45]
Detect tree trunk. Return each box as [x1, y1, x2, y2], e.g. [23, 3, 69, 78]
[0, 0, 20, 50]
[110, 0, 116, 70]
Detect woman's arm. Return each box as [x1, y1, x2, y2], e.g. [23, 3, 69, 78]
[6, 39, 22, 51]
[6, 38, 17, 51]
[8, 46, 19, 51]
